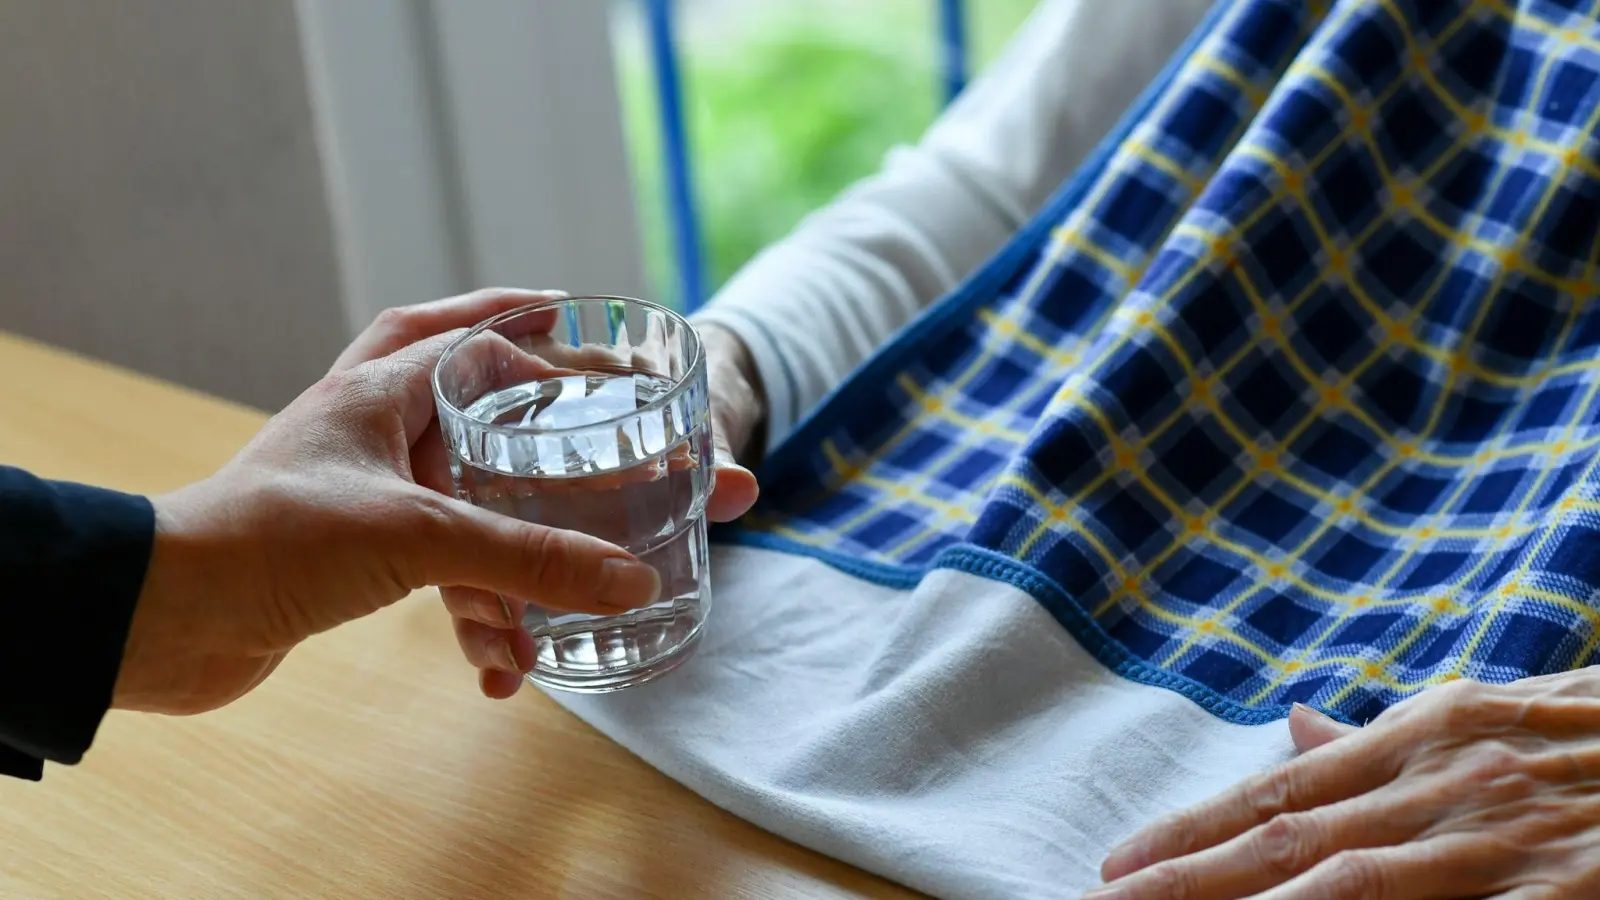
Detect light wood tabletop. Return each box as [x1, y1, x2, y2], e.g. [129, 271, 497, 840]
[0, 333, 920, 900]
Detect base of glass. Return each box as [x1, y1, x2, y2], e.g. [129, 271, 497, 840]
[525, 616, 704, 694]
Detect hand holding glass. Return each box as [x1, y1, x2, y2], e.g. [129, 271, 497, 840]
[432, 297, 712, 692]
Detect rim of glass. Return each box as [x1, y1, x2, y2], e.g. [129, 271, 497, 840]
[431, 294, 705, 437]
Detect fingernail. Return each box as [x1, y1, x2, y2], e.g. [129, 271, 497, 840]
[1292, 702, 1333, 720]
[476, 593, 515, 627]
[497, 638, 521, 672]
[1080, 886, 1124, 900]
[536, 288, 570, 299]
[713, 447, 751, 475]
[1100, 841, 1146, 881]
[600, 558, 661, 609]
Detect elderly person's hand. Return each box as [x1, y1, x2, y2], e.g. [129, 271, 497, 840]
[444, 319, 767, 699]
[1089, 670, 1600, 899]
[115, 289, 667, 715]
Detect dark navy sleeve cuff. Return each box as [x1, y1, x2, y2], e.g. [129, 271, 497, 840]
[0, 467, 155, 780]
[0, 741, 44, 781]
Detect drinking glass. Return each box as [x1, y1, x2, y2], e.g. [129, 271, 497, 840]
[432, 296, 712, 692]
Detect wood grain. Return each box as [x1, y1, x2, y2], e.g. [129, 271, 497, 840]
[0, 333, 920, 900]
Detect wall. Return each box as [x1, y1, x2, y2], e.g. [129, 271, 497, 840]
[297, 0, 648, 330]
[0, 0, 347, 410]
[0, 0, 646, 412]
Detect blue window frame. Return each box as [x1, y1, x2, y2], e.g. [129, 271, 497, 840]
[641, 0, 970, 312]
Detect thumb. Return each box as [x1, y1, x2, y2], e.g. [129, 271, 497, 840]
[412, 497, 661, 615]
[1288, 703, 1359, 754]
[707, 409, 759, 523]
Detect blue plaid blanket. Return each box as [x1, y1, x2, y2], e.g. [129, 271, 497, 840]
[721, 0, 1600, 726]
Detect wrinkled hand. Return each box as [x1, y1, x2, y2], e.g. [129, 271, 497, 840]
[446, 320, 768, 699]
[1090, 672, 1600, 899]
[117, 289, 662, 715]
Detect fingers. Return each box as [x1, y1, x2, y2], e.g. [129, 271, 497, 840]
[1088, 780, 1442, 899]
[1496, 889, 1564, 900]
[480, 668, 524, 700]
[444, 587, 529, 699]
[700, 325, 765, 523]
[430, 326, 566, 416]
[441, 586, 526, 629]
[1247, 833, 1519, 900]
[519, 333, 639, 373]
[453, 615, 534, 676]
[410, 495, 661, 615]
[332, 288, 565, 373]
[708, 460, 759, 522]
[345, 328, 554, 451]
[707, 371, 761, 522]
[708, 420, 759, 523]
[410, 419, 454, 494]
[701, 324, 767, 458]
[1290, 703, 1360, 754]
[1101, 725, 1406, 882]
[327, 330, 468, 452]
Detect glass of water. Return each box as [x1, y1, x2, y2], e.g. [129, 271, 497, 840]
[432, 296, 713, 693]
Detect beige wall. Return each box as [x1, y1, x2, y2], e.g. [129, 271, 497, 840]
[0, 0, 346, 410]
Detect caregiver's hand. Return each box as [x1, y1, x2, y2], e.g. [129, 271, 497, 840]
[441, 318, 767, 699]
[1089, 672, 1600, 899]
[118, 289, 660, 715]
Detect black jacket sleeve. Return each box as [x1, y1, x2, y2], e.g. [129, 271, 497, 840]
[0, 466, 154, 780]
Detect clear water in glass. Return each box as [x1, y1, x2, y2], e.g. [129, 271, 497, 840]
[434, 298, 712, 692]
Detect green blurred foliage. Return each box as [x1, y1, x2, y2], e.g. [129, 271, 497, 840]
[616, 1, 1038, 308]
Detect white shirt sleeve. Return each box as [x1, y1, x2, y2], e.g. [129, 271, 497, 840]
[691, 0, 1214, 449]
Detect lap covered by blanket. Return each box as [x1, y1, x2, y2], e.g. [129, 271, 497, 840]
[555, 2, 1600, 897]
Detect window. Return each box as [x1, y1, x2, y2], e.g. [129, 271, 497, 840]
[297, 0, 1039, 321]
[610, 0, 1041, 310]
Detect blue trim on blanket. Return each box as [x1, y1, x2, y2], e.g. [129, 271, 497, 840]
[935, 546, 1358, 727]
[717, 530, 1358, 728]
[719, 529, 927, 588]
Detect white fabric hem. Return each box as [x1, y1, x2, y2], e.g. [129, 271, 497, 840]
[551, 546, 1293, 900]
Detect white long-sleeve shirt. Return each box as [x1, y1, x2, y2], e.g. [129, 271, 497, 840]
[693, 0, 1214, 450]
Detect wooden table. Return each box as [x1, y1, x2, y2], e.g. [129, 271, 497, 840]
[0, 333, 918, 900]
